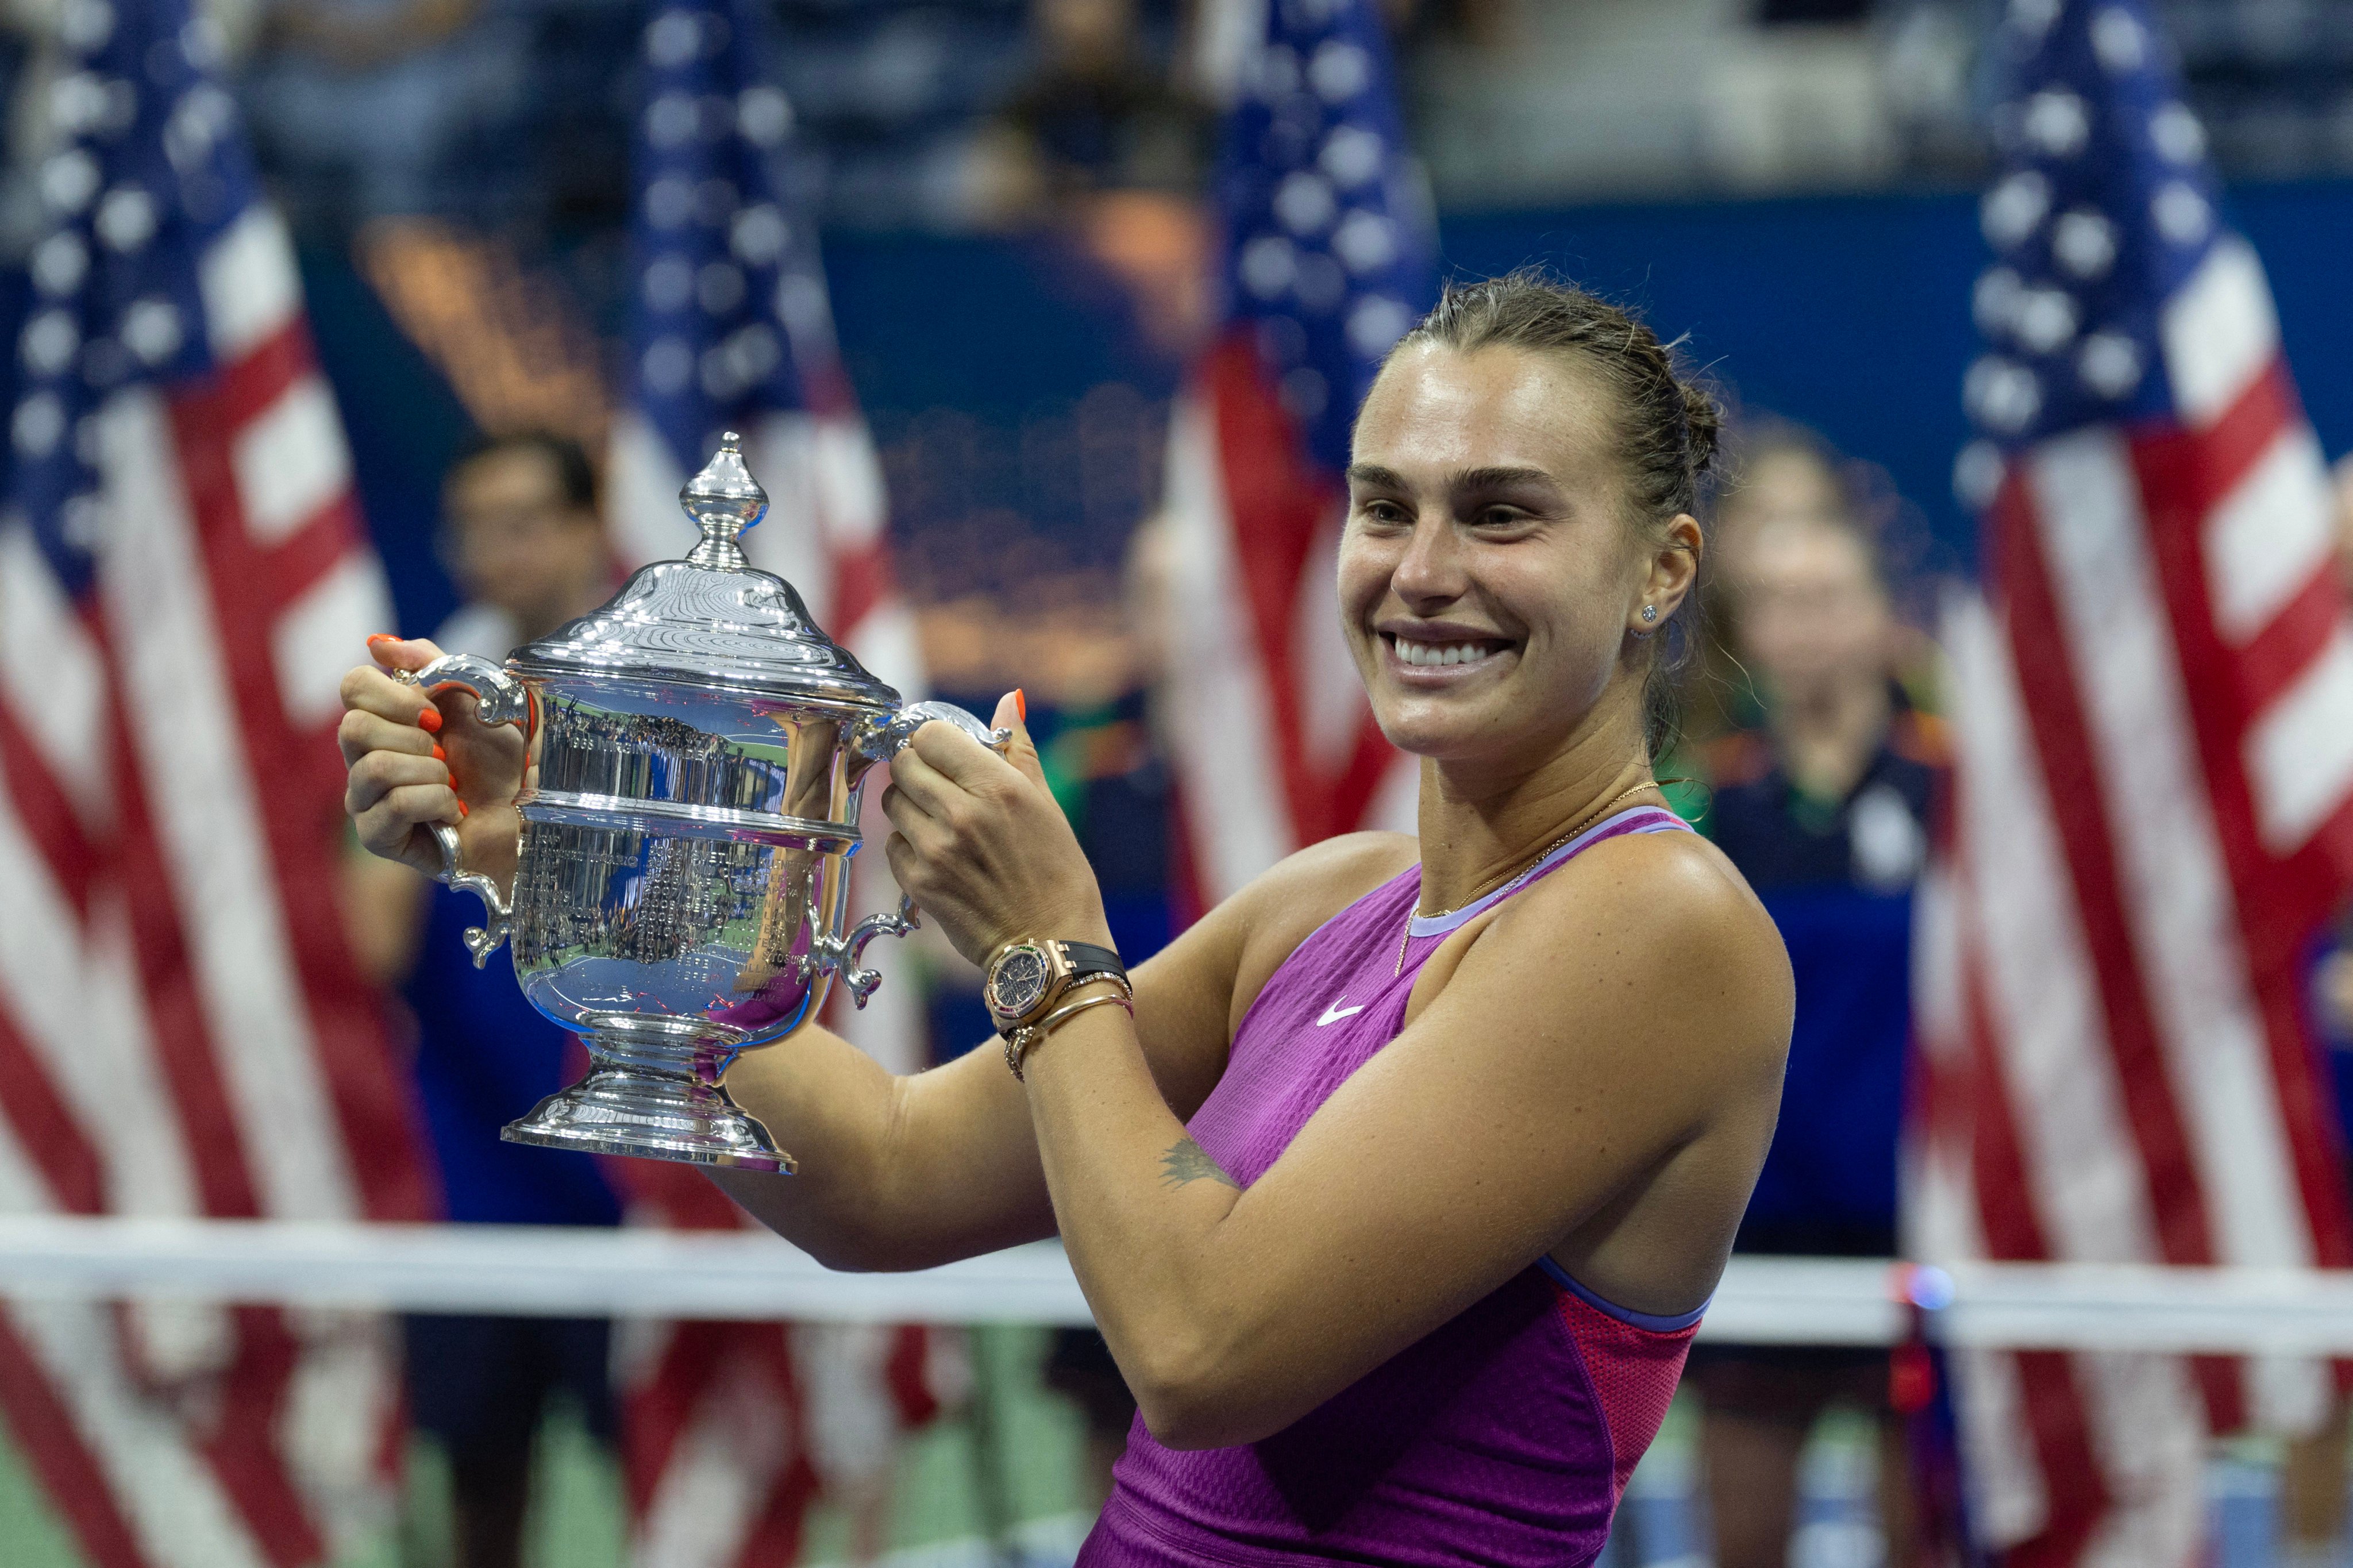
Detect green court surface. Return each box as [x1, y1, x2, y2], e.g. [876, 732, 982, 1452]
[0, 1324, 1097, 1568]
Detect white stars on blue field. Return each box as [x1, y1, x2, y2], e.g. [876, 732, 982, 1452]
[629, 0, 822, 469]
[1960, 0, 2223, 463]
[10, 0, 249, 587]
[1218, 0, 1432, 473]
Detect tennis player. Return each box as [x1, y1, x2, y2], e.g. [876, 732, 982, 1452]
[341, 273, 1794, 1565]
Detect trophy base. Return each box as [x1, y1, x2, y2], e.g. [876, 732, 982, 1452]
[500, 1021, 795, 1173]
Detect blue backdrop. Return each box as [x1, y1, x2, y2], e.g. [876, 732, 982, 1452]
[1439, 180, 2353, 569]
[6, 178, 2352, 630]
[814, 179, 2353, 588]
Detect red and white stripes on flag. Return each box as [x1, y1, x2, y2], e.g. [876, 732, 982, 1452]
[0, 203, 425, 1567]
[1912, 236, 2353, 1566]
[1158, 340, 1418, 911]
[1158, 0, 1430, 908]
[607, 395, 945, 1567]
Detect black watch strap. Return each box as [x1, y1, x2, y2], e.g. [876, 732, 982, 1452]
[1061, 941, 1126, 987]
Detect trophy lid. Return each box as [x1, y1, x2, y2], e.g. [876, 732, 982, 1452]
[507, 433, 900, 708]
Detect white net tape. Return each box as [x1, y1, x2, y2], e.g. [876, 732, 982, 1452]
[2, 1217, 2351, 1352]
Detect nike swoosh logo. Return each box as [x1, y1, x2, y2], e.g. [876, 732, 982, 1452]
[1316, 1000, 1365, 1027]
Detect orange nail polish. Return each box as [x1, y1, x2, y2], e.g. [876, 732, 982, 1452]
[365, 634, 398, 647]
[457, 801, 468, 818]
[1013, 688, 1027, 722]
[432, 745, 445, 762]
[417, 708, 443, 734]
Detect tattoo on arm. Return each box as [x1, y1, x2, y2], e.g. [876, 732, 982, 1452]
[1159, 1139, 1240, 1191]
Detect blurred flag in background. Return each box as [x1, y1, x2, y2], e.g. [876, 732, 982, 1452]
[0, 0, 425, 1562]
[604, 1, 945, 1563]
[1913, 0, 2353, 1559]
[1159, 0, 1435, 908]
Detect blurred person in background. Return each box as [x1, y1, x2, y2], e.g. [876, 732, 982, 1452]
[1687, 430, 1936, 1568]
[340, 431, 621, 1568]
[1671, 422, 1850, 749]
[2282, 450, 2353, 1568]
[242, 0, 523, 224]
[973, 0, 1203, 223]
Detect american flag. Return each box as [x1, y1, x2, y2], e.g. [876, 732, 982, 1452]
[1160, 0, 1435, 906]
[0, 0, 426, 1562]
[600, 1, 944, 1561]
[1912, 0, 2353, 1558]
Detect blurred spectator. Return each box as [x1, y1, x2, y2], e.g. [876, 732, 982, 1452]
[1, 0, 48, 259]
[339, 430, 622, 1568]
[1708, 426, 1850, 571]
[971, 0, 1204, 223]
[1684, 431, 1936, 1568]
[2281, 452, 2353, 1568]
[425, 427, 615, 660]
[1675, 421, 1850, 749]
[241, 0, 527, 225]
[1756, 0, 1870, 28]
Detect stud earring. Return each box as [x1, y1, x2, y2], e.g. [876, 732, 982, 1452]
[1639, 605, 1658, 623]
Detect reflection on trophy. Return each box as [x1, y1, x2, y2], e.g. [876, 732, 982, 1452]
[402, 434, 1006, 1173]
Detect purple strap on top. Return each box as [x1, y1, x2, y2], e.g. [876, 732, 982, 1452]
[1408, 805, 1692, 938]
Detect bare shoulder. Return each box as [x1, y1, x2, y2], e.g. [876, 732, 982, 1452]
[1233, 830, 1419, 942]
[1485, 828, 1792, 1069]
[1222, 830, 1419, 1030]
[1528, 824, 1777, 938]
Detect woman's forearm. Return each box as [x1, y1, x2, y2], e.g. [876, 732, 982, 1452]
[1019, 1005, 1262, 1446]
[707, 1027, 904, 1266]
[714, 1022, 1059, 1271]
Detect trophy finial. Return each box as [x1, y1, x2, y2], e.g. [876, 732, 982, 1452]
[681, 430, 767, 569]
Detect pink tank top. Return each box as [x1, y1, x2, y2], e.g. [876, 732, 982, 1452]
[1079, 805, 1703, 1568]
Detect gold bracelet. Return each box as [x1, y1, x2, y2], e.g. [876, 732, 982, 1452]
[1006, 986, 1134, 1081]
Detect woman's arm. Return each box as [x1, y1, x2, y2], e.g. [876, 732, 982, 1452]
[1026, 843, 1788, 1447]
[707, 903, 1243, 1270]
[884, 722, 1793, 1451]
[712, 758, 1409, 1269]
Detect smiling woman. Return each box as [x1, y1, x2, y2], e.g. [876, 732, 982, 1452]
[1349, 271, 1724, 765]
[337, 272, 1794, 1568]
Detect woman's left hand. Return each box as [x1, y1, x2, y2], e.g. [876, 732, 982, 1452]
[881, 692, 1114, 967]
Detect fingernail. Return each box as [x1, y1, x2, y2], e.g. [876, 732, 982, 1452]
[417, 708, 443, 734]
[1013, 688, 1027, 722]
[457, 801, 468, 818]
[432, 745, 445, 762]
[365, 634, 398, 648]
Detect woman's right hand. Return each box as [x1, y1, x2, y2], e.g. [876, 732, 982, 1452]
[338, 635, 529, 890]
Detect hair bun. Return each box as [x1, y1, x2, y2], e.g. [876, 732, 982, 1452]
[1678, 378, 1723, 485]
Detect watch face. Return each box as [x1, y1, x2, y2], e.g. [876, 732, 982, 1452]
[988, 946, 1051, 1020]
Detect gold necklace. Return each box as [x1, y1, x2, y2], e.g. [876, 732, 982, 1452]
[1395, 780, 1663, 977]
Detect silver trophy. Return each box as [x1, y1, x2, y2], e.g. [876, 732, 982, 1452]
[400, 433, 1006, 1174]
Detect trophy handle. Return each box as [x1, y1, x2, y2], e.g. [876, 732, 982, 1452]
[851, 699, 1010, 763]
[426, 822, 513, 968]
[392, 655, 529, 967]
[839, 702, 1014, 1007]
[839, 894, 920, 1008]
[399, 653, 533, 730]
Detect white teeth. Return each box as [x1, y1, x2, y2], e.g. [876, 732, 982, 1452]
[1392, 637, 1498, 668]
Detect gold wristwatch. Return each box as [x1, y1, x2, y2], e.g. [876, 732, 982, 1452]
[984, 938, 1130, 1075]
